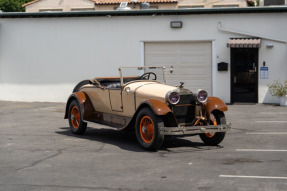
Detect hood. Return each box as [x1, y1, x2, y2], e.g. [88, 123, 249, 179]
[128, 82, 179, 102]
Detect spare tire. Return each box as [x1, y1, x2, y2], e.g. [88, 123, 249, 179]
[72, 80, 91, 93]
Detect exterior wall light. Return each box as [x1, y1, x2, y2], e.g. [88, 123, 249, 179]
[170, 21, 183, 28]
[266, 44, 274, 48]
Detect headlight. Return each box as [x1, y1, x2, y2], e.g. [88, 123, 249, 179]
[196, 89, 208, 103]
[166, 91, 180, 105]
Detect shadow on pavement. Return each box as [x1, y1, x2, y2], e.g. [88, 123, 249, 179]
[56, 127, 222, 153]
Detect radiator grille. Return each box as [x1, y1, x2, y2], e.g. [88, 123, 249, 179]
[172, 94, 196, 124]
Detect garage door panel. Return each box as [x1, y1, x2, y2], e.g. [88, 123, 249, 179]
[171, 64, 211, 75]
[179, 43, 210, 52]
[178, 50, 209, 55]
[145, 43, 177, 54]
[178, 58, 207, 64]
[158, 74, 211, 92]
[145, 52, 177, 56]
[171, 68, 210, 78]
[167, 79, 211, 93]
[145, 56, 177, 63]
[145, 42, 212, 94]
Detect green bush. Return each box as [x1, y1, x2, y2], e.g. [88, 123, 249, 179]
[268, 80, 287, 98]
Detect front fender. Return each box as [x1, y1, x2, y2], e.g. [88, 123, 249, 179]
[142, 99, 171, 116]
[64, 92, 94, 120]
[205, 96, 228, 115]
[129, 99, 177, 128]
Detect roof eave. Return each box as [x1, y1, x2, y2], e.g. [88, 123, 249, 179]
[22, 0, 42, 7]
[95, 1, 178, 5]
[2, 6, 287, 18]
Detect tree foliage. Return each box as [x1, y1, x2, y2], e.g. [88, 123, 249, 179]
[0, 0, 32, 12]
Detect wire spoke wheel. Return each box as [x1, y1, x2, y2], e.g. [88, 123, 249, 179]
[140, 116, 155, 144]
[205, 113, 217, 138]
[68, 100, 87, 135]
[135, 107, 164, 150]
[71, 106, 80, 129]
[199, 111, 226, 146]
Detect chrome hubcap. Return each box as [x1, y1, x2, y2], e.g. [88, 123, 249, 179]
[142, 126, 147, 134]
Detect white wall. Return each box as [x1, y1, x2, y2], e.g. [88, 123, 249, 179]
[0, 11, 286, 103]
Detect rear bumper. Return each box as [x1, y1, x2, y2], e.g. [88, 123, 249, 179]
[160, 123, 231, 136]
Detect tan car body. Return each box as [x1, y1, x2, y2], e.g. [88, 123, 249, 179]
[65, 79, 228, 130]
[65, 66, 231, 150]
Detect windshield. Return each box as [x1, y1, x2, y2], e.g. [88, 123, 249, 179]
[119, 66, 167, 85]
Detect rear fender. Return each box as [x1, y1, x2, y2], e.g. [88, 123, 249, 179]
[64, 92, 94, 120]
[205, 97, 228, 115]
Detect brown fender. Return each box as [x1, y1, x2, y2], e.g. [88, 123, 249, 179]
[143, 99, 171, 115]
[64, 92, 95, 120]
[123, 99, 176, 130]
[205, 96, 228, 115]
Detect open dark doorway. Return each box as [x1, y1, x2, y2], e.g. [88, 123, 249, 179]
[231, 48, 258, 103]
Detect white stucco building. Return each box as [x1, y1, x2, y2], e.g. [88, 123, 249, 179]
[0, 7, 286, 104]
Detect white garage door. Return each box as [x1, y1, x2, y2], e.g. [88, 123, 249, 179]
[144, 42, 212, 95]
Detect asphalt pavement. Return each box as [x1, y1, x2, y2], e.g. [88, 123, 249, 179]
[0, 101, 287, 191]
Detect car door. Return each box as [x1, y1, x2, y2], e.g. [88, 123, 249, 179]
[109, 89, 123, 112]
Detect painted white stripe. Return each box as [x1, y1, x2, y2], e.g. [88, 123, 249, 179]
[255, 121, 287, 123]
[236, 149, 287, 152]
[220, 175, 287, 180]
[246, 132, 287, 135]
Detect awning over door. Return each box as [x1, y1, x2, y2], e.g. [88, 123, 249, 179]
[227, 38, 261, 48]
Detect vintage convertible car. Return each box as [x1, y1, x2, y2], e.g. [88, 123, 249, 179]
[64, 66, 231, 150]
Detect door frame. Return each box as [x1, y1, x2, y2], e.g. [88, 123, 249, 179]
[230, 48, 259, 103]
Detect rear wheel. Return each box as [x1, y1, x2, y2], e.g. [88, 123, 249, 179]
[135, 108, 164, 150]
[199, 111, 226, 146]
[68, 100, 87, 135]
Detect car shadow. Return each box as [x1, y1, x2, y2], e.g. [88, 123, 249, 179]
[56, 127, 222, 153]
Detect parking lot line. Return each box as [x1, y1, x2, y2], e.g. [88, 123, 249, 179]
[255, 121, 287, 123]
[236, 149, 287, 152]
[246, 132, 287, 135]
[220, 175, 287, 180]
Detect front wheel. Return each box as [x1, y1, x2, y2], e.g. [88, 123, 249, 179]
[199, 111, 226, 146]
[135, 108, 164, 150]
[68, 100, 87, 135]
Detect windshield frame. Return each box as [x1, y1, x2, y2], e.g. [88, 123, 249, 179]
[119, 66, 167, 86]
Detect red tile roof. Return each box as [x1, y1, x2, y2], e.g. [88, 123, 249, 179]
[22, 0, 41, 7]
[23, 0, 177, 7]
[22, 0, 97, 7]
[93, 0, 177, 4]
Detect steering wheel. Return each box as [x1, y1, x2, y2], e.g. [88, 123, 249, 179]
[139, 72, 157, 80]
